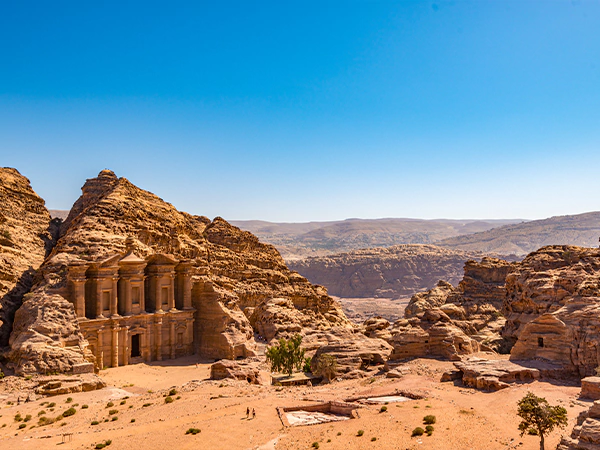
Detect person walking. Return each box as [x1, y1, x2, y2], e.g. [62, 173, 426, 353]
[252, 408, 256, 419]
[246, 407, 250, 418]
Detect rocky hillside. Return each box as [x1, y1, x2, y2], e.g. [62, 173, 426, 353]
[232, 218, 522, 260]
[6, 170, 354, 374]
[288, 245, 498, 299]
[0, 168, 55, 347]
[439, 211, 600, 255]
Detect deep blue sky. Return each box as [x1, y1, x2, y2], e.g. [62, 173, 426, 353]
[1, 1, 599, 222]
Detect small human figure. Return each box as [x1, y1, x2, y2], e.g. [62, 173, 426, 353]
[17, 396, 20, 405]
[195, 363, 198, 369]
[252, 408, 256, 419]
[246, 407, 250, 418]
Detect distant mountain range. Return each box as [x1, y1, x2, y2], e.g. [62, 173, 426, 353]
[231, 218, 523, 259]
[439, 211, 600, 255]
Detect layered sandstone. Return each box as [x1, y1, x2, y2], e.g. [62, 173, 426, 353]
[395, 257, 515, 357]
[288, 245, 488, 299]
[558, 400, 600, 450]
[7, 169, 354, 374]
[0, 168, 54, 348]
[504, 246, 600, 376]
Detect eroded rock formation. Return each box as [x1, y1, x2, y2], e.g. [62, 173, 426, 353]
[385, 257, 515, 359]
[288, 245, 489, 299]
[505, 246, 600, 376]
[558, 400, 600, 450]
[5, 169, 355, 374]
[0, 168, 55, 347]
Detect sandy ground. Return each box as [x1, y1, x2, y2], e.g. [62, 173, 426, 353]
[0, 356, 588, 450]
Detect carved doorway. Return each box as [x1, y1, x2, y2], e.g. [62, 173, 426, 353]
[131, 334, 141, 358]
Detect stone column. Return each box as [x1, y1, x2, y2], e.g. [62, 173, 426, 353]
[183, 274, 192, 310]
[122, 326, 129, 366]
[96, 281, 103, 319]
[72, 278, 86, 318]
[155, 318, 163, 361]
[168, 274, 176, 311]
[112, 325, 119, 368]
[186, 317, 194, 354]
[111, 277, 119, 317]
[97, 329, 104, 370]
[169, 318, 175, 359]
[124, 279, 132, 316]
[156, 280, 162, 312]
[140, 283, 146, 313]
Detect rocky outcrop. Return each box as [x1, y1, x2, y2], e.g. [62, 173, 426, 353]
[505, 246, 600, 376]
[385, 309, 480, 361]
[210, 359, 262, 384]
[0, 168, 54, 347]
[449, 358, 540, 391]
[289, 245, 489, 299]
[558, 400, 600, 450]
[6, 169, 355, 373]
[581, 377, 600, 400]
[8, 293, 93, 375]
[310, 329, 392, 376]
[397, 257, 515, 356]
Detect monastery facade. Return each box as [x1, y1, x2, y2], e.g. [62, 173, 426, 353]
[66, 239, 195, 369]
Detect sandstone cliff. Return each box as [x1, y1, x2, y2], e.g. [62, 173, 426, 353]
[506, 246, 600, 377]
[0, 168, 55, 348]
[7, 170, 353, 373]
[288, 245, 490, 299]
[398, 257, 515, 355]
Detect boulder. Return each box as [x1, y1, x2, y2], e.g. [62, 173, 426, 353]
[210, 359, 261, 384]
[581, 377, 600, 400]
[453, 358, 540, 391]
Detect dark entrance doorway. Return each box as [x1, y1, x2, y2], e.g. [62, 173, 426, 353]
[131, 334, 141, 358]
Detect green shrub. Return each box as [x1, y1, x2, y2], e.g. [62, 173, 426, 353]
[412, 427, 425, 437]
[105, 440, 112, 446]
[357, 430, 364, 436]
[312, 443, 319, 449]
[379, 406, 387, 413]
[423, 415, 436, 425]
[426, 425, 434, 436]
[19, 423, 26, 429]
[91, 421, 99, 425]
[66, 397, 73, 403]
[14, 413, 22, 422]
[63, 408, 76, 417]
[169, 389, 177, 396]
[108, 409, 118, 415]
[82, 405, 89, 409]
[23, 414, 32, 422]
[371, 437, 377, 441]
[106, 402, 114, 408]
[143, 403, 152, 407]
[111, 416, 118, 421]
[165, 396, 174, 404]
[120, 400, 126, 405]
[48, 402, 56, 408]
[38, 410, 46, 416]
[130, 418, 136, 423]
[95, 444, 106, 449]
[185, 427, 201, 435]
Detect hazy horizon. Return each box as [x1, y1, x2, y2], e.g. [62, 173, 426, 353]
[2, 2, 600, 222]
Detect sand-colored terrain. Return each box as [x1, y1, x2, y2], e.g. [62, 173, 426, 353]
[0, 355, 587, 450]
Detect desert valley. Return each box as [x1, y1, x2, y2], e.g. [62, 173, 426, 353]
[1, 168, 600, 450]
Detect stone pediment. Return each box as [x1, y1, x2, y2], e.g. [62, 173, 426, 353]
[146, 253, 179, 266]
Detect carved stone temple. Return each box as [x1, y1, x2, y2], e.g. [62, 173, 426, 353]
[67, 238, 195, 369]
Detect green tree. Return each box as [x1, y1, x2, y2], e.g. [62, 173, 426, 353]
[313, 354, 337, 382]
[265, 334, 305, 376]
[517, 392, 568, 450]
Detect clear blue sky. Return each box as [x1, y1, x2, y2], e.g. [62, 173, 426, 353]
[1, 1, 599, 222]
